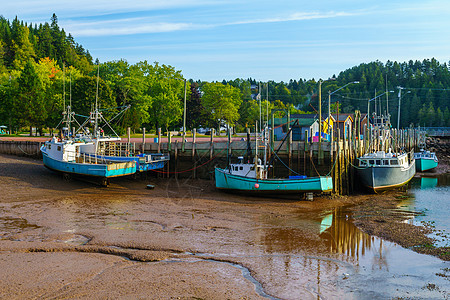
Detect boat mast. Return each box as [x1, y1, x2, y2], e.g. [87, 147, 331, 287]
[94, 64, 100, 139]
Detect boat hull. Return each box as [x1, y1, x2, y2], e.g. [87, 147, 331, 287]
[42, 152, 136, 178]
[215, 168, 333, 194]
[356, 160, 416, 192]
[415, 158, 438, 172]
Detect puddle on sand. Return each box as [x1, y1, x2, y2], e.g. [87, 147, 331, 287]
[256, 206, 449, 299]
[0, 216, 41, 238]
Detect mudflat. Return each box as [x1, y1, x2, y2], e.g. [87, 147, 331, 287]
[0, 154, 448, 299]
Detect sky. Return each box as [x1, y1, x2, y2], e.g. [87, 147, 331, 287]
[2, 0, 450, 82]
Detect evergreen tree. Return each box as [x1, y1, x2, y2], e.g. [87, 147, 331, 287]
[15, 60, 46, 133]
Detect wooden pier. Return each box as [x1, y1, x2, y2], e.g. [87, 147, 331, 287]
[0, 125, 424, 195]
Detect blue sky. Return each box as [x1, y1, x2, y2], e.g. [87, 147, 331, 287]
[3, 0, 450, 82]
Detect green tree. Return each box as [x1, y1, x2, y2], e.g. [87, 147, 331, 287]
[101, 60, 151, 131]
[201, 82, 242, 132]
[138, 62, 186, 133]
[11, 25, 35, 69]
[15, 60, 46, 134]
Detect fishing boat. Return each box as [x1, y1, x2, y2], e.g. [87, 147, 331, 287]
[356, 150, 416, 192]
[214, 122, 333, 197]
[215, 157, 333, 195]
[41, 136, 137, 185]
[40, 66, 169, 185]
[414, 149, 438, 172]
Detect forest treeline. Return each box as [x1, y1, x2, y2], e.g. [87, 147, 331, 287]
[0, 14, 449, 135]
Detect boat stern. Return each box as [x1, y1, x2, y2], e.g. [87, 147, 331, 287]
[319, 176, 333, 192]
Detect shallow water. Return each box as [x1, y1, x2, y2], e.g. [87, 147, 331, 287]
[401, 174, 450, 247]
[257, 206, 449, 299]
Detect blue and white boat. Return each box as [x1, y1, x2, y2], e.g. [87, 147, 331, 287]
[414, 149, 438, 172]
[41, 137, 137, 185]
[40, 67, 169, 185]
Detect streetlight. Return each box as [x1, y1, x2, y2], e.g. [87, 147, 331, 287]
[367, 91, 394, 126]
[397, 87, 411, 130]
[327, 81, 359, 135]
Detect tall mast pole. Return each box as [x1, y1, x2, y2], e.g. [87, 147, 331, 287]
[94, 64, 100, 138]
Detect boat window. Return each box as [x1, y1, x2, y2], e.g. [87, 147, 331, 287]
[369, 160, 374, 165]
[383, 160, 389, 165]
[250, 166, 255, 170]
[360, 160, 367, 166]
[48, 144, 51, 150]
[376, 160, 381, 165]
[240, 166, 243, 171]
[390, 160, 398, 165]
[57, 146, 61, 151]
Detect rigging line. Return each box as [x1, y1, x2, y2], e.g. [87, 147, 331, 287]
[309, 154, 321, 177]
[267, 143, 301, 175]
[152, 147, 228, 174]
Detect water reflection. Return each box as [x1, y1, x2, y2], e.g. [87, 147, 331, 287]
[410, 176, 438, 189]
[407, 174, 450, 247]
[320, 209, 379, 262]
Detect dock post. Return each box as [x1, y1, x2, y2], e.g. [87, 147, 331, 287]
[288, 128, 292, 175]
[174, 141, 178, 179]
[271, 114, 275, 150]
[192, 128, 197, 179]
[182, 131, 186, 152]
[158, 128, 162, 153]
[227, 128, 232, 157]
[304, 130, 308, 175]
[168, 132, 172, 152]
[142, 127, 146, 153]
[210, 129, 215, 160]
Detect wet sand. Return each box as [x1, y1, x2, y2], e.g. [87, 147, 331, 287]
[0, 154, 449, 299]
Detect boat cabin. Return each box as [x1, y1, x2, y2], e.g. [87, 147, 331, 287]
[228, 156, 267, 179]
[358, 151, 410, 168]
[414, 150, 437, 161]
[43, 137, 93, 163]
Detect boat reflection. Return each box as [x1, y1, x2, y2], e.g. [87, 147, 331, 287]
[261, 208, 391, 264]
[410, 176, 438, 189]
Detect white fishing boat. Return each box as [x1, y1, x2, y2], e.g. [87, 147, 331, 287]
[41, 66, 169, 185]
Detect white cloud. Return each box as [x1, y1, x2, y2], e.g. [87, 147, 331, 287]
[228, 10, 360, 25]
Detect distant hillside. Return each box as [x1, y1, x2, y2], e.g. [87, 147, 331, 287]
[0, 13, 93, 73]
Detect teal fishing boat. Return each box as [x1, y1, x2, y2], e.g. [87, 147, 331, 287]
[414, 150, 438, 172]
[214, 123, 333, 198]
[215, 158, 333, 195]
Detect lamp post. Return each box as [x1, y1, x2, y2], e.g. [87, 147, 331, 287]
[397, 87, 411, 130]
